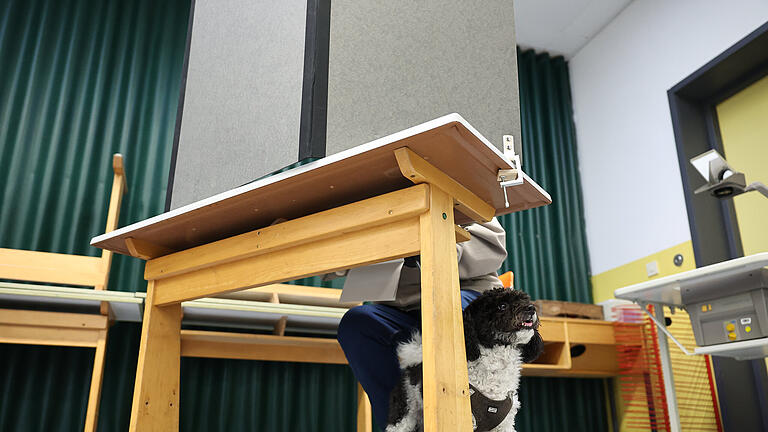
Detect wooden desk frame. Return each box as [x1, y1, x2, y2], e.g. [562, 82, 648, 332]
[128, 147, 490, 431]
[0, 154, 127, 432]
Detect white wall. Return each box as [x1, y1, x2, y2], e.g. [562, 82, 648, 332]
[569, 0, 768, 274]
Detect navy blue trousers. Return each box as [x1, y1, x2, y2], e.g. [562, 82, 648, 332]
[336, 290, 481, 428]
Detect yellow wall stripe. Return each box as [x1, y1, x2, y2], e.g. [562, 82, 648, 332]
[591, 241, 696, 304]
[591, 240, 722, 431]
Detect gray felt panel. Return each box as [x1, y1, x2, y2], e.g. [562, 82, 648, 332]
[325, 0, 521, 156]
[171, 0, 307, 209]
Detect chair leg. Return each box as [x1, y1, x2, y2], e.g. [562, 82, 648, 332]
[356, 383, 372, 432]
[84, 329, 108, 432]
[129, 280, 182, 432]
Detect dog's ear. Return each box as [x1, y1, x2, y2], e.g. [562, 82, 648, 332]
[463, 311, 481, 362]
[521, 330, 544, 363]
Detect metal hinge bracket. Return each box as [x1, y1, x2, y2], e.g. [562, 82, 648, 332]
[498, 135, 524, 208]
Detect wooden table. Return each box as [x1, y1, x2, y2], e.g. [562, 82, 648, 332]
[91, 114, 550, 431]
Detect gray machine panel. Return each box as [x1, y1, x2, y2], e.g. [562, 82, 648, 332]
[170, 0, 308, 209]
[325, 0, 521, 156]
[686, 270, 768, 346]
[690, 289, 768, 346]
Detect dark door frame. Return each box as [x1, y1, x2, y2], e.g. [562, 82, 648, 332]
[668, 20, 768, 432]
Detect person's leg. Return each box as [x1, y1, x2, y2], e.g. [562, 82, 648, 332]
[460, 289, 481, 308]
[337, 290, 482, 427]
[337, 304, 419, 427]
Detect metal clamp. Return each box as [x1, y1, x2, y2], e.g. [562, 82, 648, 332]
[498, 135, 524, 208]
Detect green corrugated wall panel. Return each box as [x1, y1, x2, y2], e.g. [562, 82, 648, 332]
[518, 378, 608, 431]
[501, 49, 593, 304]
[0, 0, 189, 294]
[507, 50, 606, 432]
[180, 356, 357, 431]
[0, 1, 605, 430]
[0, 344, 92, 431]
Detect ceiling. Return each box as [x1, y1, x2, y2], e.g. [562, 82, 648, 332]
[514, 0, 634, 59]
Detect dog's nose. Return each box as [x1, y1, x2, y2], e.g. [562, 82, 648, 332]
[521, 310, 536, 328]
[525, 305, 536, 314]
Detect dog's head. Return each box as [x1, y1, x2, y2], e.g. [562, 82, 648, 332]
[463, 288, 544, 363]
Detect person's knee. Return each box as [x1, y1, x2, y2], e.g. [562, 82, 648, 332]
[337, 305, 376, 346]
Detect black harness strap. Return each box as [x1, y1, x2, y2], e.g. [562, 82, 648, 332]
[468, 383, 513, 431]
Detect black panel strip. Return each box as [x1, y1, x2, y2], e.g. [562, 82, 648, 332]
[668, 94, 734, 266]
[669, 94, 704, 265]
[164, 0, 196, 212]
[298, 0, 331, 160]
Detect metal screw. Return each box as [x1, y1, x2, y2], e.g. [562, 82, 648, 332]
[673, 254, 684, 267]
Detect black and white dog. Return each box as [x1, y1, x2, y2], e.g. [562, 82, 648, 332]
[386, 288, 543, 432]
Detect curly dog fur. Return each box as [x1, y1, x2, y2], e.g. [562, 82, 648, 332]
[386, 288, 543, 432]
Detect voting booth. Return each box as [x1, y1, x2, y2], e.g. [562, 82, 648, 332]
[92, 115, 551, 431]
[96, 1, 542, 430]
[167, 0, 523, 209]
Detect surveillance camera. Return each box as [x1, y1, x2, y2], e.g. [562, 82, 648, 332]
[690, 150, 768, 200]
[711, 182, 742, 198]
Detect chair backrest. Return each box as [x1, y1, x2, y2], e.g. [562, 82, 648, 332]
[0, 154, 127, 290]
[96, 154, 128, 290]
[499, 271, 514, 289]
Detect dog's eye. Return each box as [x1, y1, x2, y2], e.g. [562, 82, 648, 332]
[498, 304, 507, 311]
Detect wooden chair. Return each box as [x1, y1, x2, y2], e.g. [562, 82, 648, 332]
[0, 154, 127, 432]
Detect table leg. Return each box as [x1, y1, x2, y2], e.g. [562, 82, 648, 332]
[652, 303, 681, 432]
[419, 186, 472, 431]
[129, 280, 182, 432]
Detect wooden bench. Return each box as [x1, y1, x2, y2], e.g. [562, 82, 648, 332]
[0, 280, 374, 430]
[179, 284, 373, 431]
[0, 154, 127, 432]
[525, 317, 644, 377]
[177, 277, 640, 427]
[160, 276, 641, 427]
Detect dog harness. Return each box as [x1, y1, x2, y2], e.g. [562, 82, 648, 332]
[468, 384, 513, 431]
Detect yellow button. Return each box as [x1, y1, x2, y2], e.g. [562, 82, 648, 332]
[701, 305, 708, 312]
[708, 304, 712, 311]
[745, 326, 752, 333]
[728, 332, 738, 340]
[726, 323, 735, 331]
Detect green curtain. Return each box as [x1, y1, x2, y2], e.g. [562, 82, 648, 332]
[501, 49, 593, 303]
[506, 50, 606, 432]
[0, 0, 186, 294]
[0, 1, 358, 431]
[0, 1, 603, 429]
[0, 0, 188, 429]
